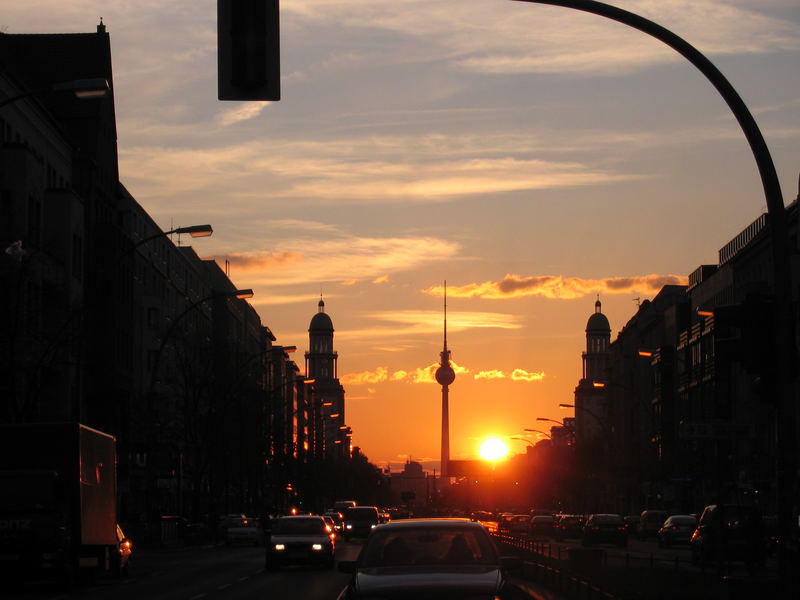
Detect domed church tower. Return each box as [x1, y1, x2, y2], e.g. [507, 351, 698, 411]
[306, 298, 337, 380]
[574, 297, 611, 445]
[305, 298, 346, 458]
[583, 297, 611, 380]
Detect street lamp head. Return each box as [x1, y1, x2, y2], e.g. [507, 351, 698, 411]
[696, 307, 714, 317]
[51, 78, 110, 99]
[637, 349, 654, 358]
[559, 403, 575, 409]
[174, 224, 213, 238]
[592, 381, 606, 388]
[233, 288, 254, 299]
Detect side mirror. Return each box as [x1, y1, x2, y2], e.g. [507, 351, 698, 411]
[338, 560, 358, 574]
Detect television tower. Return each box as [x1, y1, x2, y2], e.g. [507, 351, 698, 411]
[434, 281, 456, 484]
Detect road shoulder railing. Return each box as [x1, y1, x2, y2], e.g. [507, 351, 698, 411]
[492, 532, 781, 600]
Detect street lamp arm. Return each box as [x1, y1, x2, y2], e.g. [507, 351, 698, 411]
[0, 78, 109, 108]
[134, 224, 213, 249]
[513, 1, 783, 215]
[147, 289, 254, 401]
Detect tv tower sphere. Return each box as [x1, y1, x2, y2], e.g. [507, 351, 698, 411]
[435, 363, 455, 386]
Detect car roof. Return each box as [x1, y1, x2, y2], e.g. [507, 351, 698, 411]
[373, 518, 480, 531]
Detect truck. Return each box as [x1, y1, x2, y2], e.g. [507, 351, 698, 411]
[0, 423, 120, 586]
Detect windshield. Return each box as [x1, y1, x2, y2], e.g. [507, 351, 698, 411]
[272, 518, 327, 535]
[344, 507, 378, 521]
[360, 526, 498, 567]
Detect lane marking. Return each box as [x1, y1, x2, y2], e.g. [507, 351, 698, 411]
[189, 595, 207, 600]
[238, 576, 249, 582]
[217, 583, 231, 590]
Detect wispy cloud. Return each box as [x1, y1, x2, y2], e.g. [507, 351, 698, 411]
[474, 370, 506, 380]
[373, 275, 390, 284]
[215, 102, 272, 126]
[342, 362, 545, 385]
[424, 274, 687, 300]
[212, 251, 302, 271]
[213, 236, 460, 288]
[472, 369, 545, 382]
[340, 367, 389, 385]
[511, 369, 546, 382]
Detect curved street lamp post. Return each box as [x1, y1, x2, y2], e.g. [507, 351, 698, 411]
[516, 1, 796, 581]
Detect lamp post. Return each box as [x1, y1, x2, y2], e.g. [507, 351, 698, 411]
[510, 436, 536, 447]
[516, 0, 796, 583]
[522, 429, 552, 440]
[134, 224, 213, 249]
[0, 77, 110, 108]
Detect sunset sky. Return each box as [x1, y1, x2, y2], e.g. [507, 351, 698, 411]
[5, 0, 798, 472]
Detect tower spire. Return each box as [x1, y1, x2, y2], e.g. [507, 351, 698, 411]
[434, 280, 456, 485]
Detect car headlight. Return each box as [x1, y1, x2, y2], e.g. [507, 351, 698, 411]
[274, 544, 285, 551]
[371, 524, 377, 529]
[346, 524, 353, 529]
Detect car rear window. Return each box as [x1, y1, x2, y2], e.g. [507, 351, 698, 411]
[272, 518, 326, 534]
[360, 526, 498, 567]
[345, 507, 379, 520]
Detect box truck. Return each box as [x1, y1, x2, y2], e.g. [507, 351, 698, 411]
[0, 423, 120, 585]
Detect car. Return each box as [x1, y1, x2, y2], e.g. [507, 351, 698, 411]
[582, 514, 627, 547]
[529, 515, 555, 539]
[266, 515, 336, 570]
[113, 524, 133, 577]
[657, 514, 697, 547]
[505, 514, 530, 536]
[324, 511, 345, 534]
[554, 514, 584, 540]
[342, 506, 381, 540]
[496, 513, 517, 534]
[637, 510, 669, 539]
[622, 515, 640, 535]
[336, 518, 522, 599]
[690, 504, 766, 573]
[222, 514, 261, 546]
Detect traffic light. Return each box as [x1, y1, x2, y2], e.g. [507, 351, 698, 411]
[218, 0, 280, 101]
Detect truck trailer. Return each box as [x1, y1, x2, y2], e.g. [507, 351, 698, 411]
[0, 422, 120, 585]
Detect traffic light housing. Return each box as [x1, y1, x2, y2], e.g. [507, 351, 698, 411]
[218, 0, 280, 101]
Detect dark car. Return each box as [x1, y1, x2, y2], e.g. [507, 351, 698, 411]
[325, 511, 345, 534]
[657, 514, 697, 547]
[529, 515, 555, 539]
[690, 504, 765, 573]
[622, 515, 640, 535]
[343, 506, 381, 540]
[637, 510, 668, 539]
[337, 518, 521, 599]
[554, 514, 584, 540]
[582, 514, 627, 547]
[266, 515, 335, 569]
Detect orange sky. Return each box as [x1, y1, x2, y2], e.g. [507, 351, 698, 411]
[5, 1, 797, 471]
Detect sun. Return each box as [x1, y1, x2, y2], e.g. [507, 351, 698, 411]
[478, 437, 509, 462]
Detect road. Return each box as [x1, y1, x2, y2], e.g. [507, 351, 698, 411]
[6, 539, 362, 600]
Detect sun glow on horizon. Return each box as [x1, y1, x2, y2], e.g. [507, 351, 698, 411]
[478, 437, 509, 462]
